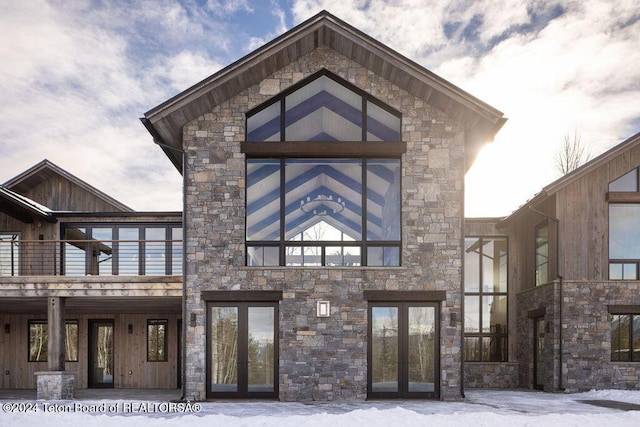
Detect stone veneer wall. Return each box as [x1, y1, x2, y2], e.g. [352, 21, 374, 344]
[516, 281, 560, 392]
[464, 363, 519, 389]
[561, 280, 640, 392]
[182, 46, 466, 401]
[516, 280, 640, 392]
[35, 371, 75, 400]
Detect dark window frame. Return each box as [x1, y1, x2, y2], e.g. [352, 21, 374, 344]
[535, 222, 549, 286]
[608, 202, 640, 280]
[244, 71, 403, 267]
[206, 299, 280, 399]
[27, 319, 79, 362]
[147, 319, 168, 362]
[463, 236, 509, 362]
[366, 300, 441, 399]
[610, 312, 640, 362]
[245, 158, 402, 266]
[244, 69, 402, 144]
[61, 223, 182, 276]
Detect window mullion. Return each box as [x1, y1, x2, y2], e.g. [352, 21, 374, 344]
[280, 158, 286, 266]
[362, 158, 368, 266]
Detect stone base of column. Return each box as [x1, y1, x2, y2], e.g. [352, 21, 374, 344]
[35, 371, 75, 400]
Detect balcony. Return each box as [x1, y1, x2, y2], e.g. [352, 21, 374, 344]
[0, 239, 183, 277]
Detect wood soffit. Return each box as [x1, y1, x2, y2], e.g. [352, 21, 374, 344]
[143, 11, 506, 174]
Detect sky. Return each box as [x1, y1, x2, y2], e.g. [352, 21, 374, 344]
[2, 389, 640, 426]
[1, 0, 639, 217]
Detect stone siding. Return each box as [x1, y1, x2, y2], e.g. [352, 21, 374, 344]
[183, 46, 466, 401]
[464, 362, 519, 389]
[516, 280, 640, 392]
[516, 282, 560, 391]
[562, 280, 640, 392]
[35, 371, 75, 400]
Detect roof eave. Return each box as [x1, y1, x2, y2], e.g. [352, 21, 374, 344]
[143, 10, 506, 174]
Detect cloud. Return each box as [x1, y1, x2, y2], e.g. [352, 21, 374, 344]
[1, 0, 638, 217]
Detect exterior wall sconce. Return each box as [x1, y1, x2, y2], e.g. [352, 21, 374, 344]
[190, 312, 197, 327]
[128, 324, 133, 334]
[450, 312, 457, 327]
[316, 301, 330, 318]
[4, 324, 9, 334]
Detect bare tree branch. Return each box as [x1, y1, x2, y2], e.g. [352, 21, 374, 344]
[553, 129, 591, 176]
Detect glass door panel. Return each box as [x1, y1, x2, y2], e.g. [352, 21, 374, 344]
[208, 303, 278, 398]
[371, 306, 399, 392]
[247, 307, 275, 392]
[89, 320, 114, 388]
[408, 306, 436, 393]
[369, 302, 439, 398]
[210, 307, 238, 392]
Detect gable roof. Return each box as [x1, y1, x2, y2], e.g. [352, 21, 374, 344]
[0, 186, 56, 223]
[3, 160, 133, 212]
[501, 131, 640, 224]
[142, 10, 506, 173]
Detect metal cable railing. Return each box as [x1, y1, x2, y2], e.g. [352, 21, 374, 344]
[0, 239, 182, 277]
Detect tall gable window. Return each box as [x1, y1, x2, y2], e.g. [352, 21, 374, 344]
[609, 167, 640, 280]
[244, 70, 402, 267]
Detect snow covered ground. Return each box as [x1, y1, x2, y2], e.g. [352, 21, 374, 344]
[2, 389, 640, 426]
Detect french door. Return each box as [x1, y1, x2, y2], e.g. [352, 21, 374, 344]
[368, 302, 439, 399]
[207, 302, 278, 398]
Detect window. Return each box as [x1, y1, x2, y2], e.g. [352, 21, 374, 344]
[0, 233, 19, 276]
[245, 71, 402, 267]
[535, 223, 549, 286]
[28, 320, 78, 362]
[609, 204, 640, 280]
[147, 319, 168, 362]
[246, 71, 401, 142]
[611, 314, 640, 362]
[464, 237, 508, 362]
[609, 168, 639, 192]
[62, 224, 182, 276]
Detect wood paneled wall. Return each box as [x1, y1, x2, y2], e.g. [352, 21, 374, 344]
[0, 313, 181, 389]
[554, 143, 640, 281]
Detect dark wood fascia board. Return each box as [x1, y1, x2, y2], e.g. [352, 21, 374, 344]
[201, 290, 283, 302]
[363, 290, 446, 302]
[606, 192, 640, 203]
[241, 141, 406, 157]
[608, 305, 640, 314]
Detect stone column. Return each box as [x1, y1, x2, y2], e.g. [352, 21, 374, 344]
[47, 297, 65, 371]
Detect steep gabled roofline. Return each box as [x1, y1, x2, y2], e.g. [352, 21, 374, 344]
[500, 131, 640, 225]
[142, 10, 506, 174]
[3, 159, 133, 212]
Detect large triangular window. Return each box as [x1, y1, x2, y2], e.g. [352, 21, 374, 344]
[246, 70, 401, 142]
[245, 70, 402, 267]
